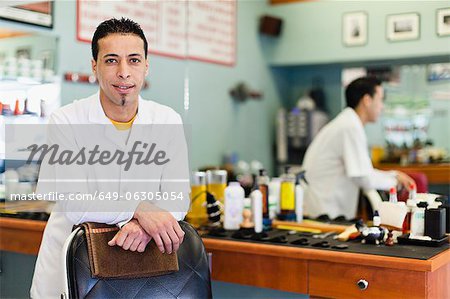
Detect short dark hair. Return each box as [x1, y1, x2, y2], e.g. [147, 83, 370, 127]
[345, 77, 382, 109]
[91, 17, 148, 61]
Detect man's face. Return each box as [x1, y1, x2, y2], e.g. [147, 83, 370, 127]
[367, 85, 384, 123]
[92, 33, 149, 108]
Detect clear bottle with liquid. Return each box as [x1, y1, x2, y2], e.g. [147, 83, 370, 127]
[186, 172, 208, 228]
[206, 170, 227, 206]
[257, 169, 270, 219]
[280, 167, 296, 214]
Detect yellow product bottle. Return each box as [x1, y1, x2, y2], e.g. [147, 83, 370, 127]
[280, 169, 296, 214]
[280, 180, 295, 212]
[186, 172, 208, 228]
[206, 170, 227, 206]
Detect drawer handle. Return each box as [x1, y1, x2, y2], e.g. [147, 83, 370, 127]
[357, 279, 369, 290]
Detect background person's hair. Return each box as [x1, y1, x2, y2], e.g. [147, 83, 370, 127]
[345, 77, 382, 109]
[91, 17, 148, 61]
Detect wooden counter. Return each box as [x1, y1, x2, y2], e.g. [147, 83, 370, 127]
[0, 218, 46, 255]
[376, 163, 450, 184]
[204, 237, 450, 298]
[1, 218, 449, 298]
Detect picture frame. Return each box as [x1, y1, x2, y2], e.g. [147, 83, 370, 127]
[0, 1, 53, 29]
[427, 63, 450, 82]
[436, 8, 450, 37]
[386, 13, 420, 42]
[342, 11, 368, 47]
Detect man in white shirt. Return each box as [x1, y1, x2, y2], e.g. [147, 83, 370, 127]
[303, 77, 415, 219]
[31, 18, 190, 298]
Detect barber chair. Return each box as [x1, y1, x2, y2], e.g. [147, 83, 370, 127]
[61, 221, 212, 299]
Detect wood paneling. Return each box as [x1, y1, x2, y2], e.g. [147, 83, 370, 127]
[376, 163, 450, 184]
[427, 262, 450, 299]
[0, 218, 46, 255]
[0, 28, 30, 39]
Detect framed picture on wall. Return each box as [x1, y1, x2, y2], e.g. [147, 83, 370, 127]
[342, 11, 368, 46]
[386, 13, 420, 42]
[0, 1, 53, 28]
[436, 8, 450, 36]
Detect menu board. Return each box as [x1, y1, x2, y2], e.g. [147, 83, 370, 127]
[77, 0, 236, 66]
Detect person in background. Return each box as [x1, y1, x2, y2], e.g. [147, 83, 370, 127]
[303, 77, 415, 220]
[31, 18, 189, 298]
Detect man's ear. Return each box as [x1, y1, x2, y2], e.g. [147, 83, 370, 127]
[361, 94, 372, 107]
[91, 59, 97, 75]
[145, 58, 149, 76]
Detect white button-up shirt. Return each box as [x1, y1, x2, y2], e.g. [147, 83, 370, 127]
[303, 107, 396, 219]
[31, 93, 190, 298]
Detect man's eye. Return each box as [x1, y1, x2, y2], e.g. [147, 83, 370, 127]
[105, 58, 117, 63]
[130, 58, 141, 63]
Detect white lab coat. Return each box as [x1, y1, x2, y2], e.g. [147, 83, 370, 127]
[30, 93, 190, 298]
[303, 107, 396, 219]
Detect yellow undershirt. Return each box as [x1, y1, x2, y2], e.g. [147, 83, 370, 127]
[108, 114, 137, 131]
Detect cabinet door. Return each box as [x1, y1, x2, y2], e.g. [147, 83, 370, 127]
[309, 261, 426, 299]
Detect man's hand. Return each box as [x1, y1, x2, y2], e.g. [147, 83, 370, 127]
[396, 171, 416, 191]
[108, 219, 151, 252]
[134, 202, 185, 254]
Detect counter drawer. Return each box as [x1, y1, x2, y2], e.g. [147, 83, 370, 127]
[209, 250, 308, 294]
[309, 261, 426, 299]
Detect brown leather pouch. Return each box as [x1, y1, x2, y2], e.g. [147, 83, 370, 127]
[79, 222, 179, 279]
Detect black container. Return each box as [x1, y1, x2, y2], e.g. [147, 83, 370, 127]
[440, 204, 450, 233]
[424, 208, 446, 240]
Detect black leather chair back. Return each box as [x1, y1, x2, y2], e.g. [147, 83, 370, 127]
[65, 221, 212, 298]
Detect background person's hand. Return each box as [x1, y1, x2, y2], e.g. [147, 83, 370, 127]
[133, 202, 185, 254]
[108, 219, 152, 252]
[396, 171, 416, 191]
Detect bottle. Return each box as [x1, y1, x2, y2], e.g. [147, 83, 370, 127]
[22, 98, 35, 115]
[410, 202, 428, 238]
[257, 169, 270, 219]
[373, 210, 381, 227]
[295, 183, 304, 223]
[224, 182, 245, 230]
[389, 187, 397, 203]
[408, 183, 416, 201]
[2, 104, 13, 116]
[186, 172, 208, 228]
[206, 170, 227, 207]
[403, 183, 417, 234]
[40, 99, 46, 117]
[279, 167, 295, 215]
[269, 177, 281, 218]
[14, 99, 22, 115]
[251, 189, 263, 233]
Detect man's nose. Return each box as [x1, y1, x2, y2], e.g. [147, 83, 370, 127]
[117, 61, 131, 79]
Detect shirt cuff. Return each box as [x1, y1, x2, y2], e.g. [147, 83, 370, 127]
[116, 213, 133, 229]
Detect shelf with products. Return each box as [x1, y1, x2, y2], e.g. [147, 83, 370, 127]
[1, 76, 60, 161]
[0, 76, 60, 115]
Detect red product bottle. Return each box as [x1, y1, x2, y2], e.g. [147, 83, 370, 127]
[14, 99, 22, 115]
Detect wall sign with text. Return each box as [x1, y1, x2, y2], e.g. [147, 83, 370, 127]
[77, 0, 236, 66]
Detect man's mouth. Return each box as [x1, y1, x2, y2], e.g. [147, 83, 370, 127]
[113, 84, 135, 93]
